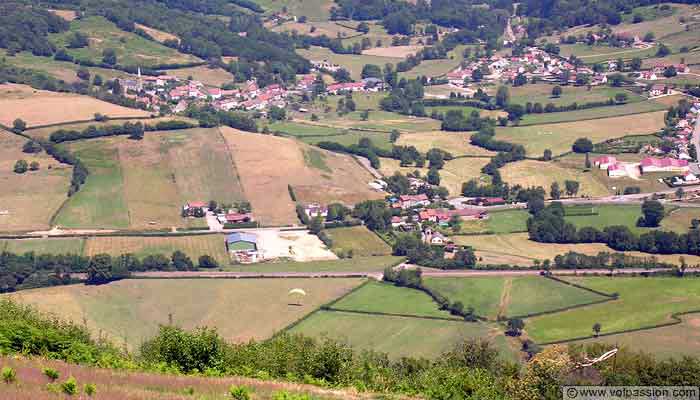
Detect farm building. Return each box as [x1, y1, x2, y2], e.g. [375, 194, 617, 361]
[217, 212, 254, 225]
[607, 163, 628, 177]
[648, 84, 669, 97]
[304, 203, 329, 219]
[183, 201, 208, 217]
[398, 194, 430, 209]
[639, 157, 689, 174]
[225, 232, 259, 263]
[594, 156, 617, 170]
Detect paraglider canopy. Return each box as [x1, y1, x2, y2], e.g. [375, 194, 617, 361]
[288, 288, 306, 306]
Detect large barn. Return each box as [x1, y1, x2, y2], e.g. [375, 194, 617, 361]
[225, 232, 259, 263]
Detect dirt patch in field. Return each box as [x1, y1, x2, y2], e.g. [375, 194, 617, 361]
[220, 127, 383, 226]
[256, 230, 337, 261]
[135, 23, 179, 43]
[363, 45, 425, 58]
[48, 9, 78, 21]
[0, 84, 150, 127]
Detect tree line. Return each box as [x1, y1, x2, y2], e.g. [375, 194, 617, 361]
[49, 120, 197, 143]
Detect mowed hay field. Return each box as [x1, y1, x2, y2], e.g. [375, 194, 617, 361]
[290, 311, 513, 359]
[379, 157, 491, 196]
[84, 235, 230, 265]
[0, 84, 150, 127]
[0, 130, 71, 232]
[526, 277, 700, 344]
[395, 131, 495, 157]
[54, 128, 245, 229]
[509, 84, 643, 107]
[5, 278, 362, 348]
[452, 233, 700, 266]
[326, 226, 392, 257]
[500, 160, 611, 198]
[221, 127, 382, 226]
[518, 101, 667, 125]
[0, 237, 85, 255]
[496, 111, 667, 157]
[423, 276, 607, 320]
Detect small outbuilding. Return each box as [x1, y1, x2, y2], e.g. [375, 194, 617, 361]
[225, 232, 259, 263]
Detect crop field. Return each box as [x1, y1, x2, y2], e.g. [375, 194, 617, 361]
[221, 127, 382, 226]
[571, 313, 700, 359]
[500, 160, 612, 198]
[526, 277, 700, 344]
[379, 157, 491, 196]
[49, 16, 199, 67]
[452, 233, 700, 266]
[84, 234, 230, 265]
[326, 226, 392, 257]
[0, 237, 85, 255]
[395, 131, 496, 157]
[0, 130, 72, 232]
[297, 46, 398, 80]
[330, 281, 457, 319]
[6, 278, 362, 349]
[290, 311, 518, 360]
[0, 84, 150, 127]
[518, 101, 667, 125]
[424, 276, 608, 320]
[222, 255, 403, 273]
[496, 111, 667, 157]
[54, 128, 244, 229]
[168, 66, 234, 87]
[509, 84, 643, 107]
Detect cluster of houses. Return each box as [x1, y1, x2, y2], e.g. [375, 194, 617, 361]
[182, 201, 254, 225]
[639, 62, 690, 83]
[446, 47, 607, 88]
[594, 155, 694, 182]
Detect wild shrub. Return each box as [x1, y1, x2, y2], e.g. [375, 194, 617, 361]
[229, 384, 251, 399]
[1, 366, 16, 383]
[43, 367, 60, 381]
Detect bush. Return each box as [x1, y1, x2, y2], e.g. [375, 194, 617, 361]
[1, 366, 16, 383]
[84, 383, 96, 396]
[61, 376, 78, 395]
[273, 391, 313, 400]
[229, 385, 251, 400]
[43, 367, 60, 381]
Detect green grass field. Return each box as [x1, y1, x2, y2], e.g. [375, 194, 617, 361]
[326, 226, 392, 257]
[424, 276, 607, 320]
[0, 238, 86, 255]
[330, 281, 456, 319]
[5, 278, 362, 349]
[563, 204, 645, 232]
[526, 277, 700, 343]
[53, 140, 130, 229]
[50, 16, 198, 67]
[518, 101, 667, 126]
[509, 85, 643, 107]
[268, 121, 352, 137]
[399, 45, 474, 79]
[254, 0, 334, 21]
[0, 50, 128, 83]
[558, 44, 658, 63]
[487, 209, 530, 233]
[301, 130, 393, 151]
[297, 47, 398, 80]
[289, 310, 517, 360]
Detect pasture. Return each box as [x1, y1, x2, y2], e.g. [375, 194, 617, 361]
[271, 21, 357, 38]
[301, 130, 394, 151]
[562, 204, 659, 234]
[518, 101, 667, 125]
[526, 276, 700, 343]
[326, 226, 392, 257]
[5, 278, 362, 348]
[24, 116, 193, 140]
[509, 84, 643, 107]
[662, 208, 700, 233]
[399, 45, 473, 79]
[168, 66, 234, 87]
[0, 237, 85, 255]
[0, 130, 71, 232]
[395, 131, 496, 157]
[379, 157, 491, 196]
[558, 44, 658, 63]
[500, 160, 612, 198]
[486, 209, 530, 233]
[0, 84, 150, 127]
[322, 111, 441, 133]
[254, 0, 334, 21]
[363, 45, 424, 58]
[297, 46, 398, 80]
[452, 233, 700, 266]
[423, 276, 608, 320]
[49, 16, 199, 67]
[222, 255, 403, 273]
[84, 234, 230, 265]
[221, 127, 382, 226]
[134, 23, 179, 44]
[496, 111, 667, 157]
[0, 50, 128, 83]
[330, 281, 456, 319]
[290, 311, 517, 360]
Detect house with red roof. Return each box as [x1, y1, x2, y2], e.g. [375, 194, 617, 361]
[607, 162, 627, 177]
[326, 82, 365, 95]
[594, 156, 617, 169]
[639, 157, 689, 173]
[398, 194, 430, 209]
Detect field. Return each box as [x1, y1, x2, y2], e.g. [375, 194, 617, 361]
[254, 0, 335, 21]
[526, 277, 700, 344]
[301, 130, 393, 151]
[563, 204, 648, 232]
[168, 66, 234, 87]
[326, 226, 392, 257]
[222, 256, 403, 273]
[271, 21, 358, 38]
[500, 160, 612, 198]
[0, 50, 129, 83]
[0, 130, 72, 232]
[290, 310, 516, 359]
[496, 111, 666, 157]
[558, 44, 658, 63]
[221, 127, 382, 226]
[662, 208, 700, 232]
[509, 84, 643, 107]
[330, 281, 457, 319]
[24, 116, 194, 140]
[49, 16, 199, 67]
[363, 45, 424, 58]
[451, 209, 528, 234]
[0, 84, 150, 127]
[425, 105, 506, 119]
[84, 234, 230, 265]
[0, 237, 85, 255]
[423, 276, 608, 320]
[54, 128, 245, 229]
[6, 278, 362, 348]
[379, 157, 491, 196]
[297, 46, 398, 80]
[399, 45, 473, 79]
[134, 23, 180, 44]
[395, 131, 496, 157]
[322, 111, 441, 133]
[518, 101, 667, 125]
[452, 233, 700, 266]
